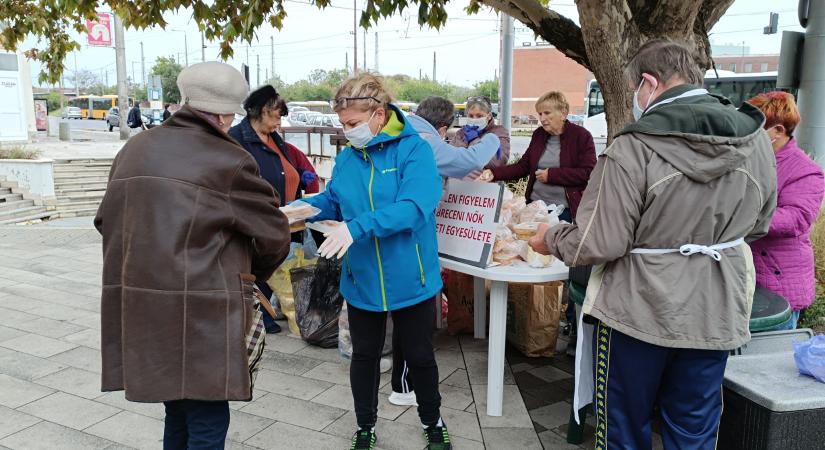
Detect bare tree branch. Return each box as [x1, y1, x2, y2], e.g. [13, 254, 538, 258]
[477, 0, 590, 68]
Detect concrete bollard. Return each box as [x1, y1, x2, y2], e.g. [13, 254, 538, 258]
[58, 122, 71, 141]
[47, 117, 59, 137]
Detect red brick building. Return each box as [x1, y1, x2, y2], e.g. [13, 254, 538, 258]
[712, 54, 779, 73]
[512, 45, 593, 118]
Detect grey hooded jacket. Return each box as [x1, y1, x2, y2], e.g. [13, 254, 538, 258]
[547, 85, 777, 350]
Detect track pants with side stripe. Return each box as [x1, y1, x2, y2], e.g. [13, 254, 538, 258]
[592, 321, 729, 450]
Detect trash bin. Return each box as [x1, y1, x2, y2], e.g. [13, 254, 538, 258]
[750, 287, 792, 332]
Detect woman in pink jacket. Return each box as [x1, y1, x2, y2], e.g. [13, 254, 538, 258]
[749, 92, 825, 329]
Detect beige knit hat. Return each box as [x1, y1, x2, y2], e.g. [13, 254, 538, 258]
[177, 62, 248, 115]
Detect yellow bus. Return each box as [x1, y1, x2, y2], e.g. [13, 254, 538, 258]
[68, 95, 135, 119]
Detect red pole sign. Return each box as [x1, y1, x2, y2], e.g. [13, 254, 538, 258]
[86, 13, 112, 47]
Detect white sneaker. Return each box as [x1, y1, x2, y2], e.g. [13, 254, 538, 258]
[388, 391, 418, 406]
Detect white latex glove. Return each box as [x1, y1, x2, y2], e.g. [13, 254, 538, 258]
[317, 222, 354, 259]
[477, 169, 494, 182]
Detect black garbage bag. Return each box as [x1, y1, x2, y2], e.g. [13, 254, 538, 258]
[290, 257, 345, 348]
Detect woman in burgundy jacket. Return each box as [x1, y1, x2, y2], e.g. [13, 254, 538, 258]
[481, 91, 596, 221]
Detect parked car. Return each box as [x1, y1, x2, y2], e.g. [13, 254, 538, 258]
[231, 114, 291, 128]
[106, 107, 120, 131]
[141, 109, 164, 127]
[107, 107, 153, 131]
[290, 111, 322, 126]
[513, 114, 538, 125]
[307, 114, 341, 128]
[63, 106, 82, 120]
[566, 114, 585, 126]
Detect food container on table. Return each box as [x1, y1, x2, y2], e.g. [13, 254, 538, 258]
[513, 222, 541, 241]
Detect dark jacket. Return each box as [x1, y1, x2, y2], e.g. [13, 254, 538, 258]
[229, 117, 311, 202]
[127, 106, 142, 129]
[162, 108, 171, 122]
[94, 105, 291, 402]
[491, 121, 596, 218]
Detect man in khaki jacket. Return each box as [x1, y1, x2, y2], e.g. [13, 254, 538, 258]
[530, 39, 776, 450]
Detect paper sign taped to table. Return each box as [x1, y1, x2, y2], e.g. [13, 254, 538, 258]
[436, 179, 504, 267]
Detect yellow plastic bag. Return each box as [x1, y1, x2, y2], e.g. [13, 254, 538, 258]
[267, 244, 316, 335]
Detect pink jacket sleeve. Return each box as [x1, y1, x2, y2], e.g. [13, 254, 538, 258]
[768, 163, 824, 238]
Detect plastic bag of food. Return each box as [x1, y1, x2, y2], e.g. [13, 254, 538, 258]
[280, 200, 321, 225]
[794, 334, 825, 383]
[519, 200, 548, 223]
[267, 243, 317, 335]
[525, 247, 553, 268]
[494, 237, 528, 266]
[290, 257, 345, 348]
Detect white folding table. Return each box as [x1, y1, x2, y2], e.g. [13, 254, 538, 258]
[439, 257, 569, 416]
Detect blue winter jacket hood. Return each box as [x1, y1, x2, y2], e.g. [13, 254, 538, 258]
[304, 105, 443, 312]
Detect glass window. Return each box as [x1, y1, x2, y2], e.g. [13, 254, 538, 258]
[0, 54, 19, 71]
[93, 98, 112, 111]
[760, 63, 769, 72]
[744, 63, 753, 73]
[730, 63, 737, 71]
[587, 88, 604, 117]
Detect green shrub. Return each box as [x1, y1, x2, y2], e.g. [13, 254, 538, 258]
[799, 286, 825, 332]
[803, 209, 825, 333]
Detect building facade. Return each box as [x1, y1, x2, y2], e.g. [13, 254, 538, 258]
[712, 54, 779, 74]
[512, 45, 593, 119]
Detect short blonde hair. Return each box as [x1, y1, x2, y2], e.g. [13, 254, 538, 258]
[333, 72, 395, 113]
[535, 91, 569, 114]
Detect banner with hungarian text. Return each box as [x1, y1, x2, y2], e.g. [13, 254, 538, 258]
[436, 179, 504, 267]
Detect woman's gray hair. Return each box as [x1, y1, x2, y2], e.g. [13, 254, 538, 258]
[416, 96, 455, 129]
[466, 96, 492, 114]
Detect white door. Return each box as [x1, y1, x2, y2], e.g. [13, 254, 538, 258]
[0, 52, 27, 142]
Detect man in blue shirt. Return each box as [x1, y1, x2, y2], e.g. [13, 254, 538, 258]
[407, 96, 501, 179]
[389, 96, 502, 407]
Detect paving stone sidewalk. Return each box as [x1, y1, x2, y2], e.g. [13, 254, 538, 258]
[0, 222, 592, 449]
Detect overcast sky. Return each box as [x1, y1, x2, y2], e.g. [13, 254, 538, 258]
[24, 0, 804, 89]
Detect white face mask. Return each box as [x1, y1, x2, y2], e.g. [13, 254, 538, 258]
[345, 110, 377, 149]
[467, 117, 488, 129]
[632, 78, 657, 121]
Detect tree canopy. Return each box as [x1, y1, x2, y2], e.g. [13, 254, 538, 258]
[270, 70, 487, 104]
[150, 56, 184, 104]
[3, 0, 735, 137]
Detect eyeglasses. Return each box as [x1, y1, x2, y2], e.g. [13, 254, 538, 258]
[467, 96, 492, 106]
[330, 96, 380, 110]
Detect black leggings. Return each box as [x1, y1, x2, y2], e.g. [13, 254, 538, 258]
[348, 297, 441, 428]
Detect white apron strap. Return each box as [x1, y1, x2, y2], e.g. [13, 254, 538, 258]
[630, 237, 745, 262]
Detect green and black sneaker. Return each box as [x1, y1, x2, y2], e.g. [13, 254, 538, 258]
[424, 423, 452, 450]
[350, 428, 377, 450]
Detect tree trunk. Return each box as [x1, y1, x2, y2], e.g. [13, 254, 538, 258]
[576, 1, 639, 143]
[576, 0, 721, 143]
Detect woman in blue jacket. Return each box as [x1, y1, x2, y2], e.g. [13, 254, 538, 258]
[303, 73, 450, 450]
